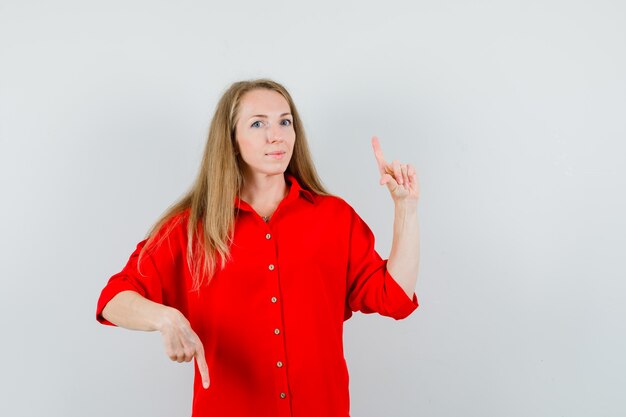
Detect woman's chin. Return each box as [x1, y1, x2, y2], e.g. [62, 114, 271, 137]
[248, 167, 289, 178]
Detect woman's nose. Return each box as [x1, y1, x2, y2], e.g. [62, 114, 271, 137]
[267, 123, 282, 141]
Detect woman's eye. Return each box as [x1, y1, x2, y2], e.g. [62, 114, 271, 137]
[281, 119, 292, 126]
[251, 121, 262, 128]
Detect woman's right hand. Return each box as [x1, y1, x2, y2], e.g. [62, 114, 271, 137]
[158, 307, 210, 389]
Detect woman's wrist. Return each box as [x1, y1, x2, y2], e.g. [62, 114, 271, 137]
[153, 305, 178, 332]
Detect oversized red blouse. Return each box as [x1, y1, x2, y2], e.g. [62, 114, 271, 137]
[96, 172, 418, 417]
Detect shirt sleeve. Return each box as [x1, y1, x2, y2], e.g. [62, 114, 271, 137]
[344, 205, 419, 321]
[95, 215, 190, 326]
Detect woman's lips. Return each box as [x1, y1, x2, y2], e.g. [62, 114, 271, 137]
[266, 151, 286, 159]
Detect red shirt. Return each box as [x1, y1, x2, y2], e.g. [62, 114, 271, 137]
[96, 173, 418, 417]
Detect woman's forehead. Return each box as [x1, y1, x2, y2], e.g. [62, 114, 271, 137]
[238, 89, 291, 118]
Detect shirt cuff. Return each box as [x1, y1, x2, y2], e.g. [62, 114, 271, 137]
[383, 267, 419, 320]
[95, 278, 143, 326]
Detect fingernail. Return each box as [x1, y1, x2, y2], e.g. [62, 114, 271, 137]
[203, 382, 209, 389]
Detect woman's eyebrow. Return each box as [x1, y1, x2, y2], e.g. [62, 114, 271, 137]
[248, 112, 292, 119]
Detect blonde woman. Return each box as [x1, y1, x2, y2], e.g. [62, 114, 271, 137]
[96, 79, 420, 417]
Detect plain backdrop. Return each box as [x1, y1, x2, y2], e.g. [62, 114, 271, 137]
[1, 1, 625, 416]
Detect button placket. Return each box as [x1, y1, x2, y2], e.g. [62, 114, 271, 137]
[265, 227, 290, 406]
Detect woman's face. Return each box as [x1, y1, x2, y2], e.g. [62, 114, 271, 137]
[234, 88, 295, 179]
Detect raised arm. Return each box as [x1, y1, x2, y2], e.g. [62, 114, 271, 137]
[371, 136, 420, 299]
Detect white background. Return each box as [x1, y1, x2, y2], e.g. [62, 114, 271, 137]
[1, 1, 625, 416]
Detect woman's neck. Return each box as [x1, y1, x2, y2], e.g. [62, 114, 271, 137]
[239, 172, 289, 217]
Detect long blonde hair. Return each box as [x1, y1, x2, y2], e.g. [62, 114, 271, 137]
[137, 79, 332, 291]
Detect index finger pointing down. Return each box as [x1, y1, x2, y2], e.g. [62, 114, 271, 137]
[195, 348, 210, 389]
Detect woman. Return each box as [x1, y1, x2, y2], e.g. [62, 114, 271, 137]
[96, 79, 420, 417]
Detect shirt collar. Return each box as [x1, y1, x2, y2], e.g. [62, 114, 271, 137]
[234, 172, 315, 212]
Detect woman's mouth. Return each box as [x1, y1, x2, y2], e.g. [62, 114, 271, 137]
[266, 151, 286, 159]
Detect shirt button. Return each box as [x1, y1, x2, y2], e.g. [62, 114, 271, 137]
[268, 264, 275, 271]
[271, 297, 277, 303]
[277, 361, 283, 367]
[265, 233, 271, 239]
[280, 392, 287, 399]
[274, 328, 280, 335]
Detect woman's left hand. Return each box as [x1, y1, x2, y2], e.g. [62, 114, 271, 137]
[371, 136, 420, 204]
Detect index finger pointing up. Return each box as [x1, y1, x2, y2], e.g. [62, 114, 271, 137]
[371, 136, 388, 176]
